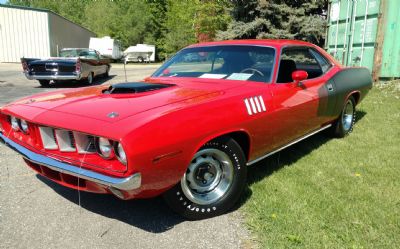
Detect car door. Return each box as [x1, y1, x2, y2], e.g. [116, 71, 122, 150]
[84, 50, 100, 76]
[95, 51, 108, 74]
[269, 46, 331, 147]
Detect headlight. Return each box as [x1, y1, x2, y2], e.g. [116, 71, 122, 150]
[115, 142, 127, 165]
[96, 137, 114, 159]
[10, 116, 19, 131]
[19, 119, 29, 133]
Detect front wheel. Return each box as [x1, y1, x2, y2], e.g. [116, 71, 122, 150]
[332, 96, 356, 138]
[163, 137, 247, 220]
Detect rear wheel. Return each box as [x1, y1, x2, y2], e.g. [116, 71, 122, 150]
[163, 137, 247, 220]
[104, 66, 110, 78]
[38, 80, 50, 87]
[332, 96, 356, 137]
[137, 56, 144, 63]
[86, 72, 94, 85]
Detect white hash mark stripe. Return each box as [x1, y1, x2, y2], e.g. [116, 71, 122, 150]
[249, 98, 258, 114]
[244, 96, 267, 115]
[254, 97, 262, 112]
[244, 99, 253, 115]
[259, 96, 266, 111]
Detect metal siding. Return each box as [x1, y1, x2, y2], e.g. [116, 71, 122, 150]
[48, 13, 96, 57]
[326, 0, 400, 79]
[0, 6, 50, 62]
[380, 1, 400, 78]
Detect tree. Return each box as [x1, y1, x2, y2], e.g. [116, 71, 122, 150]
[161, 0, 231, 58]
[144, 0, 168, 60]
[161, 0, 198, 58]
[8, 0, 90, 26]
[194, 0, 231, 43]
[217, 0, 328, 46]
[83, 0, 151, 49]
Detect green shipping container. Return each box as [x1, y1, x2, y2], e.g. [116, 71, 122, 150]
[326, 0, 400, 80]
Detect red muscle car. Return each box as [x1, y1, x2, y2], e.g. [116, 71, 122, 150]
[0, 40, 372, 219]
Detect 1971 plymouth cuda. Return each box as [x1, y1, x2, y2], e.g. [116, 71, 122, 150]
[0, 40, 372, 219]
[21, 48, 111, 87]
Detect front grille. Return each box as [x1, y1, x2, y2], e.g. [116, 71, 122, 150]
[39, 127, 58, 149]
[68, 131, 75, 148]
[86, 136, 96, 152]
[55, 129, 75, 152]
[25, 159, 87, 189]
[39, 126, 96, 154]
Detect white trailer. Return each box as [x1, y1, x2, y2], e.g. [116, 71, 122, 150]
[123, 44, 156, 63]
[89, 36, 122, 60]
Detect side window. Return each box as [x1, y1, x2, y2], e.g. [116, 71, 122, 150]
[277, 47, 325, 83]
[79, 50, 98, 59]
[309, 49, 332, 73]
[87, 51, 99, 60]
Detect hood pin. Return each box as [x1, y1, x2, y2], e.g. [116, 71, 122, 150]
[107, 112, 119, 118]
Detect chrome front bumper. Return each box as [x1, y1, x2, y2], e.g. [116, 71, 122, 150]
[24, 72, 82, 81]
[0, 132, 141, 191]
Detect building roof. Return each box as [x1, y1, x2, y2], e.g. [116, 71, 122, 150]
[0, 3, 95, 35]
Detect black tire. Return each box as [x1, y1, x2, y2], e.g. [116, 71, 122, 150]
[38, 80, 50, 87]
[86, 72, 94, 85]
[163, 136, 247, 220]
[137, 56, 144, 63]
[332, 96, 356, 138]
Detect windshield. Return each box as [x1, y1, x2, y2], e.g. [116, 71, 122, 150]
[153, 45, 275, 83]
[60, 49, 98, 59]
[60, 49, 81, 57]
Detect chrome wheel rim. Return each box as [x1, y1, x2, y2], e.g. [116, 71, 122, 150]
[181, 148, 234, 205]
[342, 99, 354, 131]
[88, 73, 93, 84]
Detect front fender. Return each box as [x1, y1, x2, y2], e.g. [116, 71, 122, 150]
[119, 93, 252, 197]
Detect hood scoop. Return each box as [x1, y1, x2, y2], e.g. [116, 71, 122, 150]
[103, 82, 173, 94]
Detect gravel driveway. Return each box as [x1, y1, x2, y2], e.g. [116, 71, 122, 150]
[0, 63, 251, 249]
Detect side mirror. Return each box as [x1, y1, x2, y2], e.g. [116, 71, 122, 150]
[292, 70, 308, 85]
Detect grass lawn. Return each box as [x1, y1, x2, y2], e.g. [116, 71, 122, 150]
[243, 82, 400, 248]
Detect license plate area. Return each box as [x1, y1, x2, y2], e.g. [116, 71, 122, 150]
[45, 63, 58, 71]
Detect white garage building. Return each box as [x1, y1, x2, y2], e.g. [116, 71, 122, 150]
[0, 4, 96, 62]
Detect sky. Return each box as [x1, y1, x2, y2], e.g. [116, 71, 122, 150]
[0, 0, 7, 4]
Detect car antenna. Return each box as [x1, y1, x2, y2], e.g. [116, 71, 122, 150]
[123, 55, 128, 83]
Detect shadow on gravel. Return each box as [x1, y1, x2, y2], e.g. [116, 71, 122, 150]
[36, 75, 116, 89]
[239, 110, 367, 204]
[36, 175, 184, 233]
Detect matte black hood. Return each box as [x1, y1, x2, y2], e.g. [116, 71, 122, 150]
[103, 82, 174, 94]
